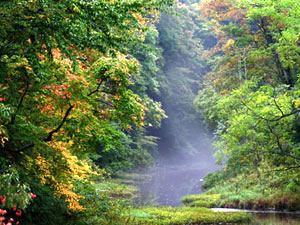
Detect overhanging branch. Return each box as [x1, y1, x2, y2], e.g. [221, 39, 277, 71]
[44, 105, 74, 142]
[241, 100, 300, 122]
[267, 122, 300, 161]
[88, 79, 104, 96]
[10, 70, 30, 125]
[13, 105, 74, 153]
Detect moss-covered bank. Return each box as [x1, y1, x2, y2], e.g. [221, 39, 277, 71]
[125, 207, 251, 224]
[111, 172, 252, 224]
[183, 170, 300, 211]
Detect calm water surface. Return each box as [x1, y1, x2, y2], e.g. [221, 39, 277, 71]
[137, 157, 300, 225]
[248, 213, 300, 225]
[136, 153, 218, 206]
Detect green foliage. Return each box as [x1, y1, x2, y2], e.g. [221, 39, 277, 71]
[194, 86, 221, 129]
[194, 0, 300, 210]
[0, 168, 32, 209]
[0, 0, 173, 57]
[201, 171, 227, 190]
[181, 194, 221, 208]
[0, 0, 175, 223]
[125, 207, 251, 224]
[199, 169, 300, 211]
[70, 181, 134, 225]
[22, 181, 69, 225]
[94, 123, 155, 174]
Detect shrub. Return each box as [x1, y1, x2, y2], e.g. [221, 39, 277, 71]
[181, 194, 221, 207]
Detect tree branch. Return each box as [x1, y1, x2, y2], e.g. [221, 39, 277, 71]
[266, 109, 300, 122]
[267, 122, 300, 161]
[265, 165, 300, 173]
[44, 105, 74, 142]
[267, 122, 283, 152]
[10, 70, 30, 125]
[14, 143, 35, 153]
[241, 100, 300, 122]
[88, 79, 104, 96]
[272, 88, 284, 117]
[13, 105, 74, 153]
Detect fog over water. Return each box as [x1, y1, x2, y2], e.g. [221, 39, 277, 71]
[136, 2, 300, 224]
[140, 110, 220, 206]
[141, 77, 220, 206]
[136, 4, 221, 207]
[138, 150, 220, 206]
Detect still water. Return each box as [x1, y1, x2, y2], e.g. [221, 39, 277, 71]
[136, 159, 300, 224]
[136, 153, 219, 206]
[248, 213, 300, 225]
[213, 209, 300, 224]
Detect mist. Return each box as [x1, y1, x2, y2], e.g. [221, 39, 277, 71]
[138, 3, 220, 206]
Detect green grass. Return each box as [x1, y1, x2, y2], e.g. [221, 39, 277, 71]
[124, 207, 252, 224]
[181, 194, 221, 208]
[197, 169, 300, 211]
[95, 180, 140, 200]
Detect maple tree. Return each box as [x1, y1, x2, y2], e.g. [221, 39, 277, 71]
[0, 0, 173, 224]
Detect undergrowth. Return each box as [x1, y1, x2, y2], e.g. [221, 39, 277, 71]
[187, 169, 300, 211]
[125, 207, 251, 224]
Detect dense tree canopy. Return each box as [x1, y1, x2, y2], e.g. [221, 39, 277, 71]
[4, 0, 300, 223]
[149, 0, 216, 159]
[195, 0, 300, 200]
[0, 0, 174, 224]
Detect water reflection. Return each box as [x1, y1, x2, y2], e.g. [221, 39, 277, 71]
[249, 213, 300, 225]
[214, 209, 300, 225]
[136, 153, 219, 206]
[135, 153, 300, 224]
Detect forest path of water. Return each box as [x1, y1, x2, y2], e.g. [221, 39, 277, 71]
[135, 152, 300, 224]
[136, 151, 219, 206]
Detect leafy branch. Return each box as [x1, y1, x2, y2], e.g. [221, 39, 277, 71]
[10, 69, 30, 125]
[267, 122, 300, 162]
[88, 79, 104, 96]
[13, 105, 74, 153]
[241, 99, 300, 122]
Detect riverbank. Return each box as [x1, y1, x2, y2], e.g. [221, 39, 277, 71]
[125, 207, 251, 224]
[181, 169, 300, 211]
[113, 172, 252, 224]
[112, 169, 300, 225]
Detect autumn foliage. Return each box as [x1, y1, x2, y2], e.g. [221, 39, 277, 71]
[195, 0, 300, 208]
[0, 0, 173, 224]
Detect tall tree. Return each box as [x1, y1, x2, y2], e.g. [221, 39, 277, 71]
[0, 0, 173, 223]
[195, 0, 300, 191]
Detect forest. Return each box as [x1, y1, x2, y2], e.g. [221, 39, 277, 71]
[1, 0, 300, 224]
[194, 0, 300, 212]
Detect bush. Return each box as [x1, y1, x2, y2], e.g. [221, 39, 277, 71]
[201, 171, 226, 190]
[22, 181, 69, 225]
[68, 180, 138, 225]
[181, 194, 221, 208]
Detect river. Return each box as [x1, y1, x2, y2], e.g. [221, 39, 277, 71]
[136, 152, 219, 206]
[136, 153, 300, 224]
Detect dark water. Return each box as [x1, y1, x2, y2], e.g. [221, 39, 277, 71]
[213, 209, 300, 224]
[247, 212, 300, 225]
